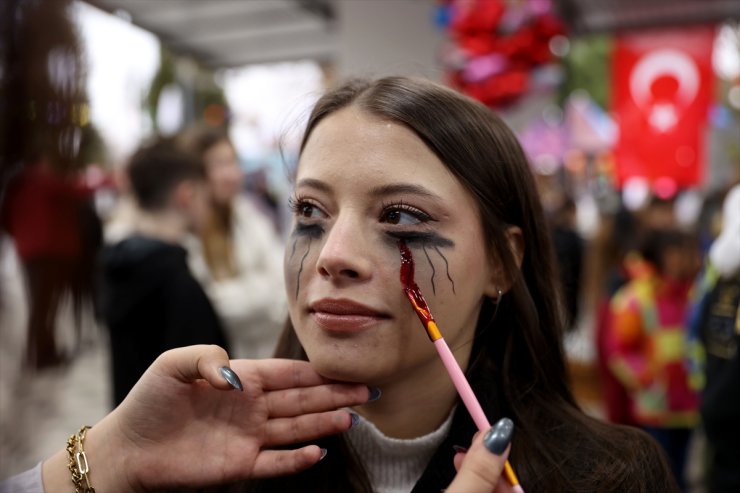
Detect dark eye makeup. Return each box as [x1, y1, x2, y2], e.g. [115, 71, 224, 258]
[288, 195, 454, 250]
[293, 222, 324, 239]
[386, 230, 454, 248]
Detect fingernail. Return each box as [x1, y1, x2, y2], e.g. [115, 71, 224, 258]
[452, 445, 467, 454]
[319, 448, 328, 461]
[349, 412, 360, 428]
[367, 386, 382, 402]
[219, 367, 243, 391]
[483, 417, 514, 455]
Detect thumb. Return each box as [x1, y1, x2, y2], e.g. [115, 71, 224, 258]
[154, 344, 241, 392]
[446, 418, 514, 493]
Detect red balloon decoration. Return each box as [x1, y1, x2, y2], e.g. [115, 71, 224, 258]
[438, 0, 566, 108]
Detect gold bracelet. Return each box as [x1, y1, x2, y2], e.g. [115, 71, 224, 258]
[66, 425, 95, 493]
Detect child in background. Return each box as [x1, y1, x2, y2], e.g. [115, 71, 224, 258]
[607, 229, 701, 491]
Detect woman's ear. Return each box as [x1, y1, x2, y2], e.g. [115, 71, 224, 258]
[483, 226, 524, 297]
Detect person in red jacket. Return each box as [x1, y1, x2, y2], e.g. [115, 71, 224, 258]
[1, 158, 93, 369]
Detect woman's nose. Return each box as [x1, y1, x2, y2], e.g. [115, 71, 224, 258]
[315, 215, 373, 282]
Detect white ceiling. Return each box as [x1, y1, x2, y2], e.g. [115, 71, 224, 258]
[82, 0, 739, 69]
[84, 0, 336, 68]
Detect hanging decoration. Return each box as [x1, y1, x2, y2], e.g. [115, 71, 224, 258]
[145, 46, 230, 134]
[437, 0, 566, 108]
[611, 26, 715, 188]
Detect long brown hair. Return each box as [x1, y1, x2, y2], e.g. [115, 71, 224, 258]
[218, 77, 675, 493]
[180, 126, 238, 280]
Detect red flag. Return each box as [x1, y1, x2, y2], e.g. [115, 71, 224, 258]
[612, 26, 715, 189]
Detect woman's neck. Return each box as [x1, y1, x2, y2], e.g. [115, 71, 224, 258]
[354, 339, 473, 439]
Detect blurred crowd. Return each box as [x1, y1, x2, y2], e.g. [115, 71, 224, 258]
[1, 1, 739, 492]
[542, 183, 740, 492]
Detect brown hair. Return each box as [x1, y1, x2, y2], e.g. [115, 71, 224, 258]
[219, 77, 676, 493]
[127, 137, 205, 212]
[179, 126, 238, 279]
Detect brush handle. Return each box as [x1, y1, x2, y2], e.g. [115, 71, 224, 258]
[433, 338, 490, 429]
[433, 337, 524, 491]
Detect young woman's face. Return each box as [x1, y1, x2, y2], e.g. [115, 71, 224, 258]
[285, 107, 498, 385]
[203, 139, 243, 205]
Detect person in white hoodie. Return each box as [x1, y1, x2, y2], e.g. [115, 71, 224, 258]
[181, 126, 287, 359]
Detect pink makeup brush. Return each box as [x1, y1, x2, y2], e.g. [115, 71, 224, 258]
[399, 241, 524, 492]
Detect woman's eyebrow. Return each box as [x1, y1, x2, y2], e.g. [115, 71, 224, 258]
[369, 183, 441, 200]
[295, 178, 332, 193]
[295, 180, 442, 201]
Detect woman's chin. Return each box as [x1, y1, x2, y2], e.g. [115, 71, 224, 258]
[311, 362, 368, 383]
[307, 355, 384, 384]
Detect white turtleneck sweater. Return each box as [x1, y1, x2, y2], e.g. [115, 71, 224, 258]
[345, 410, 455, 493]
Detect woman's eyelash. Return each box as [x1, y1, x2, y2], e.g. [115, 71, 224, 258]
[287, 195, 304, 213]
[288, 195, 319, 216]
[288, 195, 324, 238]
[379, 200, 434, 223]
[288, 196, 434, 238]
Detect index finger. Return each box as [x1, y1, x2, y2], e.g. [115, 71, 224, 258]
[266, 383, 370, 418]
[241, 359, 338, 391]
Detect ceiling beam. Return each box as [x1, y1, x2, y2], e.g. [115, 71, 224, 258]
[556, 0, 740, 35]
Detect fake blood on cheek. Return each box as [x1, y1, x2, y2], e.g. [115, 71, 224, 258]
[399, 242, 524, 490]
[398, 240, 434, 326]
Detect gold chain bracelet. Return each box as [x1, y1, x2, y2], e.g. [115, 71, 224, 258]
[66, 425, 95, 493]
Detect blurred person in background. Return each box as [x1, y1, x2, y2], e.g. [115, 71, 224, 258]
[549, 196, 584, 331]
[0, 0, 100, 370]
[587, 204, 641, 426]
[689, 184, 740, 493]
[179, 126, 286, 359]
[244, 167, 282, 233]
[1, 158, 95, 369]
[640, 195, 678, 232]
[102, 138, 229, 406]
[606, 228, 702, 491]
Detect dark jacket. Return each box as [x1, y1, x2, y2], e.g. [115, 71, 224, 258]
[102, 235, 229, 405]
[698, 275, 740, 493]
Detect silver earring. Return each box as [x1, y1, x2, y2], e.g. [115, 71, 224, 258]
[492, 288, 503, 319]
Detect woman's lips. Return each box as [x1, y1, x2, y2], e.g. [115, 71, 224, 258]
[309, 298, 389, 333]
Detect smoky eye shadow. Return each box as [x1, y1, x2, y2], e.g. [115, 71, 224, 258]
[386, 231, 454, 248]
[293, 222, 323, 239]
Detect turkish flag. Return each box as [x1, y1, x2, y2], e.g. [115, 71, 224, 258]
[612, 26, 715, 188]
